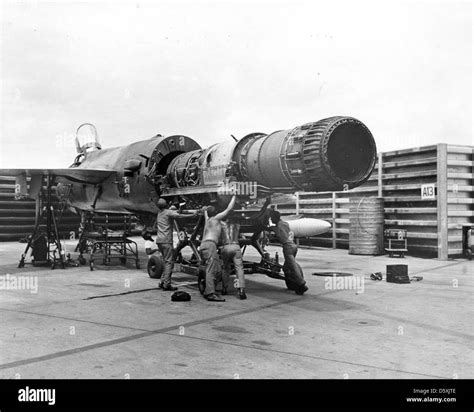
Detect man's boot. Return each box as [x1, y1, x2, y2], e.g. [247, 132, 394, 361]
[162, 285, 178, 291]
[205, 293, 225, 302]
[295, 284, 308, 295]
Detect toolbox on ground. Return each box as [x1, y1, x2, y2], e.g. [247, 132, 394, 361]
[386, 264, 410, 284]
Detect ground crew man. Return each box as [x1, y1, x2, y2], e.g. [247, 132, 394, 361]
[156, 198, 196, 291]
[200, 195, 236, 302]
[220, 216, 246, 300]
[268, 210, 308, 295]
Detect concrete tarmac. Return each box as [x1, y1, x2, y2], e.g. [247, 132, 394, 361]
[0, 238, 472, 379]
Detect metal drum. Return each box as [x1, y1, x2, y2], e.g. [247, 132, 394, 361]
[349, 197, 385, 255]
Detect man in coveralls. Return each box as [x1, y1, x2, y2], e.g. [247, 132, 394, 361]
[156, 198, 196, 291]
[268, 210, 308, 295]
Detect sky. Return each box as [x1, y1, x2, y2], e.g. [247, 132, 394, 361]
[0, 0, 472, 168]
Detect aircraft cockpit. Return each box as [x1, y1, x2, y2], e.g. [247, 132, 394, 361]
[71, 123, 102, 166]
[75, 123, 102, 154]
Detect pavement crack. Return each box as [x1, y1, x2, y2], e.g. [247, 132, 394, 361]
[0, 297, 301, 371]
[0, 307, 152, 332]
[161, 332, 447, 379]
[84, 287, 160, 300]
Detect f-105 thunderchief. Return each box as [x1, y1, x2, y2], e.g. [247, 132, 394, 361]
[5, 116, 377, 291]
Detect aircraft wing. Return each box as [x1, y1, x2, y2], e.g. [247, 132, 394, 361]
[2, 168, 115, 184]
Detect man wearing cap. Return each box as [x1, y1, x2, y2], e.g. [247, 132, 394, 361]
[156, 198, 196, 291]
[200, 194, 236, 302]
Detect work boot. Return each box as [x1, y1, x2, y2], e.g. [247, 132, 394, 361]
[295, 284, 308, 295]
[238, 288, 247, 300]
[205, 293, 225, 302]
[158, 282, 164, 289]
[162, 285, 178, 291]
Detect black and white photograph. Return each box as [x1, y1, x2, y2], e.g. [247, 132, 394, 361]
[0, 0, 472, 409]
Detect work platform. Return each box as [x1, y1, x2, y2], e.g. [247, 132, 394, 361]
[0, 238, 472, 379]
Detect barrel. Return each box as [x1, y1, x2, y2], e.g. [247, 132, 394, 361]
[349, 197, 385, 255]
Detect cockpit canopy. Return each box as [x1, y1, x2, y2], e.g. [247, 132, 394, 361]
[75, 123, 101, 154]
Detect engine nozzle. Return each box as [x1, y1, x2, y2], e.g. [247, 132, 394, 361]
[233, 116, 377, 192]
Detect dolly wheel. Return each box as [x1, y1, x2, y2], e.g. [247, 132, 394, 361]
[147, 255, 164, 279]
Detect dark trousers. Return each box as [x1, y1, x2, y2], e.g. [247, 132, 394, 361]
[283, 243, 305, 287]
[200, 240, 220, 296]
[157, 243, 174, 287]
[221, 244, 245, 289]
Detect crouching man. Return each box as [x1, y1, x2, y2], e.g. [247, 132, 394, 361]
[268, 210, 308, 295]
